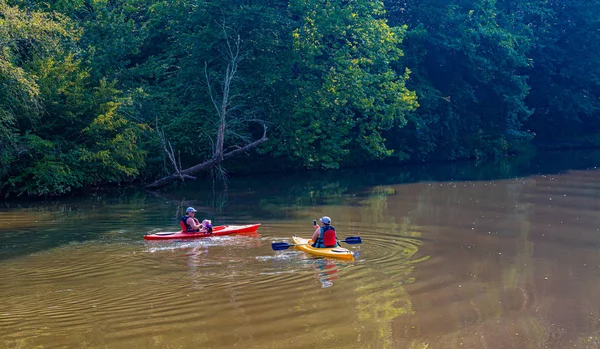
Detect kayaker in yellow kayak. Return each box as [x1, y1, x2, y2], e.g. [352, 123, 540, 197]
[311, 216, 339, 248]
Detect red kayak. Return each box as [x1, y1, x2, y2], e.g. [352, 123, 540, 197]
[144, 223, 261, 240]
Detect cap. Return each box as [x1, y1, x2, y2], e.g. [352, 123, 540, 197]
[320, 216, 331, 225]
[186, 207, 197, 213]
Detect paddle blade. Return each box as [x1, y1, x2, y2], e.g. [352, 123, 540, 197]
[271, 242, 292, 251]
[341, 236, 362, 244]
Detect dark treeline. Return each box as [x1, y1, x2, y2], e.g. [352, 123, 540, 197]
[1, 0, 599, 196]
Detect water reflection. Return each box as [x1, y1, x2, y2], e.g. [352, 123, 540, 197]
[313, 259, 339, 288]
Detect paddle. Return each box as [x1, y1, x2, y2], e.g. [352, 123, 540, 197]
[271, 236, 362, 251]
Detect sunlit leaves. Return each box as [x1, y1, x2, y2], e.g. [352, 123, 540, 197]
[0, 1, 79, 193]
[0, 1, 146, 196]
[79, 81, 147, 182]
[0, 1, 76, 123]
[285, 0, 417, 169]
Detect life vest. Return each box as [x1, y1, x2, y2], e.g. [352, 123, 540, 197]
[313, 225, 337, 248]
[180, 216, 199, 232]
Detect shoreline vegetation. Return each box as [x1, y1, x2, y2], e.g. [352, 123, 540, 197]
[1, 0, 599, 197]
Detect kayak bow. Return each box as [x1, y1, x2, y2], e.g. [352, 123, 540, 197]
[144, 223, 261, 240]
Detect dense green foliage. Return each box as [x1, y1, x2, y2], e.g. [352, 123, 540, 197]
[1, 0, 599, 196]
[0, 0, 147, 196]
[272, 0, 417, 169]
[387, 0, 535, 160]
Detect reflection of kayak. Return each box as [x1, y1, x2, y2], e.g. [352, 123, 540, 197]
[292, 235, 354, 261]
[144, 224, 261, 240]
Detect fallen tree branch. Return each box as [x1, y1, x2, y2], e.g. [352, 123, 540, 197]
[223, 125, 267, 160]
[145, 125, 267, 190]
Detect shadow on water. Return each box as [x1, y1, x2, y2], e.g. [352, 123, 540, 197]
[1, 149, 600, 260]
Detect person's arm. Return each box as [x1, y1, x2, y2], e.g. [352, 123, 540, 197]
[311, 225, 320, 242]
[187, 217, 201, 231]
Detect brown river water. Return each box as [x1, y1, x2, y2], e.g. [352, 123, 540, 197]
[2, 150, 600, 348]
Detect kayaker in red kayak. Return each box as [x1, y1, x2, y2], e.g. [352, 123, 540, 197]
[311, 216, 339, 248]
[180, 207, 204, 233]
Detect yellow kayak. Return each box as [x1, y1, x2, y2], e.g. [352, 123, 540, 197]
[292, 235, 355, 261]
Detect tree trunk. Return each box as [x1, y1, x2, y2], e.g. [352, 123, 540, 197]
[145, 25, 266, 191]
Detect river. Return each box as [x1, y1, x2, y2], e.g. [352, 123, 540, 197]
[2, 150, 600, 348]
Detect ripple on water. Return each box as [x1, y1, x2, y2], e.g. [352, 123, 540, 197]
[0, 217, 428, 349]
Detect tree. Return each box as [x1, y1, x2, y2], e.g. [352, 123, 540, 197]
[145, 23, 268, 189]
[0, 1, 146, 196]
[386, 0, 535, 160]
[0, 1, 71, 178]
[524, 0, 600, 141]
[266, 0, 418, 169]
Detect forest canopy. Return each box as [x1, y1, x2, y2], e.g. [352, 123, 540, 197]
[1, 0, 599, 196]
